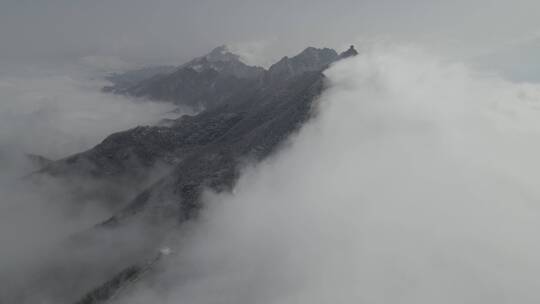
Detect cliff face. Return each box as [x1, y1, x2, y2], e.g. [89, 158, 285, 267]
[32, 46, 357, 304]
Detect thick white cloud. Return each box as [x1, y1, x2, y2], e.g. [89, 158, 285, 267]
[121, 46, 540, 303]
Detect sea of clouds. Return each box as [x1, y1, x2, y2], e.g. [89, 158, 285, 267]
[119, 45, 540, 304]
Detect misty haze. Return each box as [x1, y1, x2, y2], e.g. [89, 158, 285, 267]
[2, 1, 540, 303]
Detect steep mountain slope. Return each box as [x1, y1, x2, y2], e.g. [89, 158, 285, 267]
[103, 70, 326, 226]
[33, 46, 356, 304]
[340, 45, 359, 58]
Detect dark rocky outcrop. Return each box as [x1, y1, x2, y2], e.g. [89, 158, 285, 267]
[103, 70, 327, 226]
[266, 47, 339, 82]
[340, 45, 359, 59]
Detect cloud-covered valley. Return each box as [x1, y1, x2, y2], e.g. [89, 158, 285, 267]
[117, 46, 540, 304]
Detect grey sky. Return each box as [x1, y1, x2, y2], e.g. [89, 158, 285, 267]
[1, 0, 540, 68]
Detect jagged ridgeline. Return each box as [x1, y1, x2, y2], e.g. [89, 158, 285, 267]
[32, 45, 358, 304]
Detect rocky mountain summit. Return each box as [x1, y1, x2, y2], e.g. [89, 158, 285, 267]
[31, 45, 358, 304]
[181, 45, 265, 78]
[103, 46, 264, 109]
[340, 45, 359, 58]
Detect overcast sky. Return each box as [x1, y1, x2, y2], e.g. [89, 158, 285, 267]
[1, 0, 540, 69]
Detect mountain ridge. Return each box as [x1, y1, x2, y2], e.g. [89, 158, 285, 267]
[29, 45, 358, 304]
